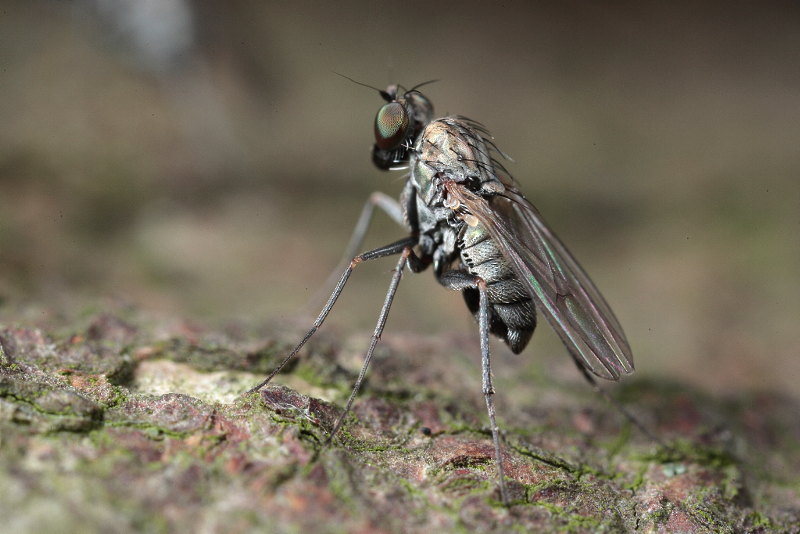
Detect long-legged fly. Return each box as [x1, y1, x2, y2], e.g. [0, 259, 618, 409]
[249, 79, 641, 505]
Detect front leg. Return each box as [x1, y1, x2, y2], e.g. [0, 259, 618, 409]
[333, 192, 406, 277]
[248, 237, 416, 394]
[311, 192, 406, 308]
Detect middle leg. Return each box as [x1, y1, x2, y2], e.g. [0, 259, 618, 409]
[247, 237, 415, 394]
[326, 246, 412, 444]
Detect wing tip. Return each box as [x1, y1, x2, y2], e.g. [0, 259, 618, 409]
[591, 353, 634, 381]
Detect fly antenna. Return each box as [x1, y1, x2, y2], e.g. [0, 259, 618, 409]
[332, 71, 391, 101]
[408, 79, 440, 92]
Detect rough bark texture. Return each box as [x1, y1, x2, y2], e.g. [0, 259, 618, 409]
[0, 309, 797, 533]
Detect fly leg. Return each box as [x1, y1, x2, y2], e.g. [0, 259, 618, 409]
[341, 192, 405, 263]
[438, 270, 511, 506]
[477, 278, 511, 506]
[326, 247, 411, 443]
[247, 236, 416, 394]
[569, 354, 670, 449]
[310, 192, 404, 309]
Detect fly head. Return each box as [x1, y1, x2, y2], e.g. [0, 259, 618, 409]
[372, 83, 434, 171]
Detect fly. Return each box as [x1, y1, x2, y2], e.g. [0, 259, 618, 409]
[249, 80, 642, 506]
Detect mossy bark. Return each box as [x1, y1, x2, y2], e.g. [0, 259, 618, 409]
[0, 309, 797, 533]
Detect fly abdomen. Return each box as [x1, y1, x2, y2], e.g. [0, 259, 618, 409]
[460, 222, 515, 287]
[485, 278, 530, 304]
[460, 222, 536, 354]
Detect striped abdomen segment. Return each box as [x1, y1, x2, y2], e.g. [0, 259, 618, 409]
[459, 222, 536, 354]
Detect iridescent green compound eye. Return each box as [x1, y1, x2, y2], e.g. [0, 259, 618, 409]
[374, 102, 409, 150]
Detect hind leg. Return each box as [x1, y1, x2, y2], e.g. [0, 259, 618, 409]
[438, 270, 511, 505]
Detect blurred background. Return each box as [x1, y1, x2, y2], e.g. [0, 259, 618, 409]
[1, 1, 798, 400]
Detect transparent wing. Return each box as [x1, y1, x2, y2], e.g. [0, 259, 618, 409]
[446, 183, 634, 380]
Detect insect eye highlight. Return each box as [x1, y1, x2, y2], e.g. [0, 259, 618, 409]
[374, 102, 409, 150]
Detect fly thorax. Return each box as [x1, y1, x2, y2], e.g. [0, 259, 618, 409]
[415, 195, 439, 233]
[430, 226, 461, 274]
[413, 118, 509, 207]
[411, 157, 438, 205]
[442, 226, 458, 255]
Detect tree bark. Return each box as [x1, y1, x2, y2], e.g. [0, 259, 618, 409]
[0, 310, 797, 533]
